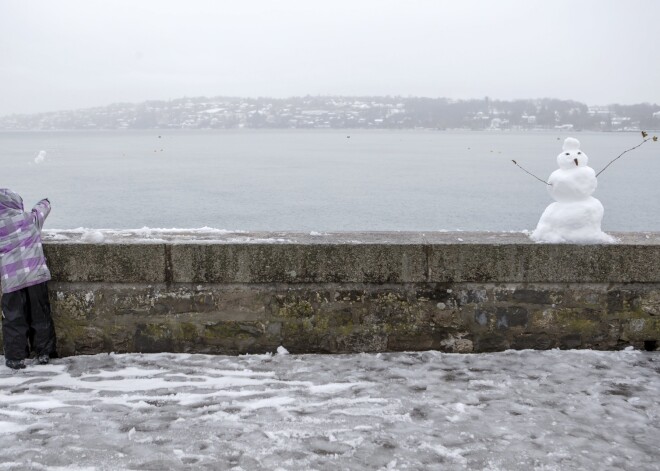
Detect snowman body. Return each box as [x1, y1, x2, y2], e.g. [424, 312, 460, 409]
[531, 138, 615, 243]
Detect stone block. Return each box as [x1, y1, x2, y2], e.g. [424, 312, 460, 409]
[46, 244, 166, 283]
[511, 333, 554, 350]
[495, 306, 529, 329]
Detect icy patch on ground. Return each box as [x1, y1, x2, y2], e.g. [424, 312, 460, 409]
[0, 350, 658, 470]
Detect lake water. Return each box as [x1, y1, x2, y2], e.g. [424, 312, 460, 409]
[1, 130, 658, 231]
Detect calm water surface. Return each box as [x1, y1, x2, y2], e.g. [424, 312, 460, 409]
[1, 130, 658, 231]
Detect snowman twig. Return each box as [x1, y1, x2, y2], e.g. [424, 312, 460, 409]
[511, 160, 550, 185]
[596, 131, 658, 177]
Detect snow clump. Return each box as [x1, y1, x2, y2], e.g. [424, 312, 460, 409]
[81, 230, 105, 243]
[34, 150, 47, 164]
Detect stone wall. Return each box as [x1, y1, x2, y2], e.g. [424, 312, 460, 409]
[2, 232, 659, 356]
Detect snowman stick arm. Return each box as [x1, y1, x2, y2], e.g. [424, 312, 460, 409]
[596, 138, 651, 177]
[511, 160, 550, 185]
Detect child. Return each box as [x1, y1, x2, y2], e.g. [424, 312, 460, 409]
[0, 189, 56, 369]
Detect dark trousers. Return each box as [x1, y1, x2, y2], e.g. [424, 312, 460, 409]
[2, 282, 57, 361]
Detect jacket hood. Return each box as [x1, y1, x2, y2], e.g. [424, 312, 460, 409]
[0, 189, 24, 217]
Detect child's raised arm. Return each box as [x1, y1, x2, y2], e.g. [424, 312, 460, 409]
[31, 198, 51, 231]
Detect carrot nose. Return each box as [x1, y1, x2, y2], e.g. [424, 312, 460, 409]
[574, 158, 579, 166]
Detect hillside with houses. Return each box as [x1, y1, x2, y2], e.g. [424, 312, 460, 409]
[1, 96, 658, 131]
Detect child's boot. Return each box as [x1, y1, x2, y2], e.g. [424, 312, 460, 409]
[5, 359, 26, 370]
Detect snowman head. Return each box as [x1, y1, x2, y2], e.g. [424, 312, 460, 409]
[556, 137, 589, 169]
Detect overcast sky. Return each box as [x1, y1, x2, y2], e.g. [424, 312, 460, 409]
[1, 0, 659, 115]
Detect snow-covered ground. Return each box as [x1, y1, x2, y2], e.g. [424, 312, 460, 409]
[0, 349, 658, 471]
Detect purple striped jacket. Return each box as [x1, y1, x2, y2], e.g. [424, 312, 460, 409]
[0, 189, 51, 294]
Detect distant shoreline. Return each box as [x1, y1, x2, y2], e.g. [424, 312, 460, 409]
[2, 96, 658, 133]
[1, 128, 658, 134]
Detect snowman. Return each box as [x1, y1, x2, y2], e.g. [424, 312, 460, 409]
[530, 137, 615, 243]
